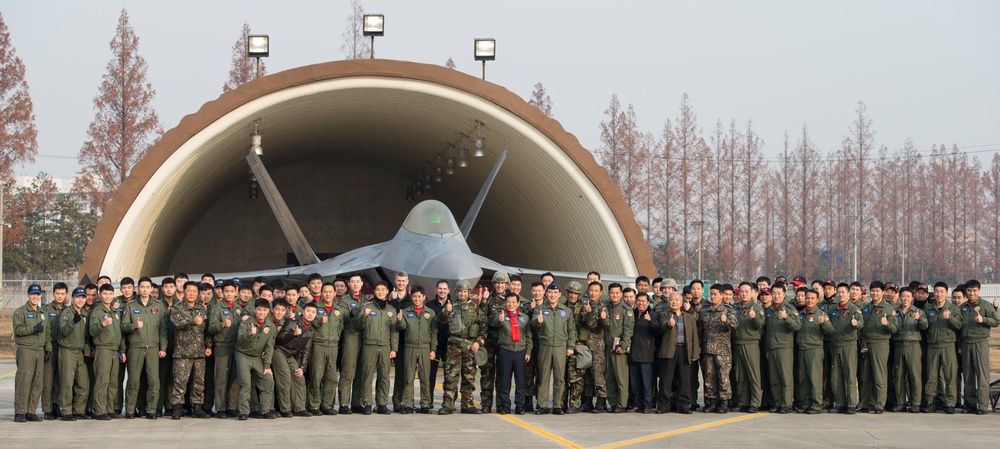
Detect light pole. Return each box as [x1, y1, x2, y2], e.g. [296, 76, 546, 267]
[697, 220, 705, 279]
[247, 34, 269, 80]
[474, 38, 495, 80]
[362, 14, 384, 59]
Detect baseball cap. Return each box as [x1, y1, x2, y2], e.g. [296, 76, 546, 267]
[27, 284, 42, 295]
[72, 287, 87, 297]
[546, 283, 561, 291]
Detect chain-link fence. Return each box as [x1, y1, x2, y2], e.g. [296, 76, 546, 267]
[0, 276, 77, 309]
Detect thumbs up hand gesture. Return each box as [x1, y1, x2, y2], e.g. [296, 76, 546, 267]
[668, 314, 676, 327]
[943, 308, 951, 320]
[224, 316, 232, 328]
[720, 312, 728, 323]
[600, 308, 608, 320]
[880, 314, 888, 326]
[818, 313, 826, 324]
[364, 308, 372, 317]
[194, 314, 204, 325]
[851, 315, 858, 327]
[748, 308, 756, 319]
[910, 310, 920, 320]
[249, 324, 257, 336]
[778, 308, 787, 319]
[976, 311, 984, 323]
[136, 318, 143, 329]
[537, 313, 544, 324]
[397, 311, 403, 322]
[102, 314, 113, 327]
[294, 326, 302, 336]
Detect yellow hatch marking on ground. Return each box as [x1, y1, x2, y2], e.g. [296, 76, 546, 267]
[595, 412, 770, 449]
[434, 382, 585, 449]
[0, 369, 16, 380]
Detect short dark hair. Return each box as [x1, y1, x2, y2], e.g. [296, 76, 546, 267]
[608, 283, 623, 292]
[120, 277, 135, 286]
[161, 277, 174, 287]
[933, 281, 949, 291]
[183, 281, 199, 291]
[173, 272, 188, 280]
[99, 284, 115, 293]
[587, 271, 601, 279]
[272, 298, 290, 309]
[138, 276, 153, 286]
[635, 276, 650, 285]
[307, 273, 323, 282]
[198, 283, 213, 292]
[755, 276, 771, 285]
[588, 281, 604, 291]
[689, 279, 704, 288]
[531, 281, 544, 289]
[410, 285, 425, 296]
[53, 282, 68, 292]
[966, 279, 982, 289]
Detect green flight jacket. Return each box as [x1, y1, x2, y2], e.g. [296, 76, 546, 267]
[58, 307, 89, 351]
[764, 301, 801, 350]
[397, 305, 438, 350]
[531, 302, 577, 349]
[237, 316, 276, 368]
[357, 300, 399, 351]
[923, 301, 963, 348]
[490, 310, 533, 353]
[892, 305, 927, 343]
[42, 301, 67, 348]
[958, 299, 998, 343]
[13, 303, 50, 351]
[796, 307, 833, 348]
[208, 299, 249, 346]
[311, 301, 349, 347]
[339, 294, 366, 335]
[828, 301, 864, 347]
[605, 301, 632, 352]
[88, 302, 124, 351]
[121, 298, 168, 351]
[861, 300, 897, 341]
[734, 299, 765, 344]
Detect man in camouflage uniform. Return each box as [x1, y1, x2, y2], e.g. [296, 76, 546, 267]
[699, 284, 738, 413]
[582, 281, 610, 413]
[478, 271, 509, 413]
[169, 282, 212, 419]
[563, 281, 587, 413]
[438, 280, 486, 414]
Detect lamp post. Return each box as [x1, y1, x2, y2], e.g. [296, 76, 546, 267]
[474, 38, 495, 80]
[247, 34, 269, 80]
[697, 220, 705, 279]
[362, 14, 384, 59]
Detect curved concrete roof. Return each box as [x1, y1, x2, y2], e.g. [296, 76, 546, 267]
[78, 59, 655, 282]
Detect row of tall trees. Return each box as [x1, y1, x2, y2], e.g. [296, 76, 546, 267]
[592, 93, 998, 286]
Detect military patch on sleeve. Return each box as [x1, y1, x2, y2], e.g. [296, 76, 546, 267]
[334, 310, 341, 317]
[627, 311, 633, 318]
[263, 327, 270, 334]
[423, 312, 431, 319]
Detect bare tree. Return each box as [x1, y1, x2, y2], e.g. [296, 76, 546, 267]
[735, 120, 765, 279]
[0, 12, 37, 182]
[982, 153, 1000, 281]
[527, 82, 553, 117]
[73, 8, 162, 213]
[340, 0, 371, 59]
[222, 22, 267, 93]
[673, 93, 703, 279]
[842, 100, 876, 280]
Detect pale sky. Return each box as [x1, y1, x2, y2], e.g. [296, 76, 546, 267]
[5, 0, 999, 180]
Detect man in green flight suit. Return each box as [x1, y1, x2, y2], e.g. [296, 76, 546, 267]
[235, 298, 277, 420]
[357, 281, 399, 415]
[829, 283, 864, 414]
[13, 283, 51, 422]
[397, 285, 438, 413]
[763, 286, 801, 414]
[734, 282, 765, 413]
[923, 282, 963, 414]
[89, 284, 125, 421]
[57, 287, 91, 421]
[41, 283, 68, 419]
[120, 277, 168, 419]
[531, 283, 576, 415]
[861, 281, 897, 414]
[605, 283, 633, 413]
[891, 287, 927, 413]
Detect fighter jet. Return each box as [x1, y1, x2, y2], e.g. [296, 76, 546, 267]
[203, 150, 633, 289]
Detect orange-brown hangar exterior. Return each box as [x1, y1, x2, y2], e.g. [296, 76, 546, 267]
[78, 59, 654, 283]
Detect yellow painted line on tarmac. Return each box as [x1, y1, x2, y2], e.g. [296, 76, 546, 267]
[434, 382, 585, 449]
[595, 412, 770, 449]
[0, 369, 16, 380]
[499, 414, 587, 449]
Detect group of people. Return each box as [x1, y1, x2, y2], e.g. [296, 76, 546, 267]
[10, 270, 998, 423]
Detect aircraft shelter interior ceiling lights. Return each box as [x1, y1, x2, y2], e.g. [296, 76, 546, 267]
[79, 59, 653, 283]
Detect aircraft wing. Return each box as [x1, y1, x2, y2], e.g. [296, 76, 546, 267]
[154, 242, 391, 285]
[473, 254, 638, 285]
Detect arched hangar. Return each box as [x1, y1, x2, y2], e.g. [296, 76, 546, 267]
[77, 59, 655, 284]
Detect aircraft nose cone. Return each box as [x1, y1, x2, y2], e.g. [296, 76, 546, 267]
[420, 249, 481, 280]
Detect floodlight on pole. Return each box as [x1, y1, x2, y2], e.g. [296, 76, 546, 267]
[474, 38, 495, 80]
[363, 14, 384, 59]
[247, 34, 269, 79]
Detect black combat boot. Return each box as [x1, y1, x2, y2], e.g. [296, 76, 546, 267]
[593, 397, 607, 413]
[580, 396, 594, 413]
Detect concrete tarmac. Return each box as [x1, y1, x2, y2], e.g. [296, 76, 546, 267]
[1, 359, 997, 448]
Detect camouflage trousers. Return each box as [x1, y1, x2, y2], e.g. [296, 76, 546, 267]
[565, 350, 587, 408]
[701, 352, 732, 401]
[479, 339, 497, 408]
[525, 346, 538, 399]
[170, 357, 205, 406]
[441, 339, 477, 410]
[583, 336, 607, 398]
